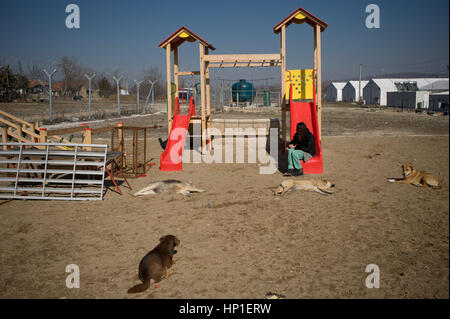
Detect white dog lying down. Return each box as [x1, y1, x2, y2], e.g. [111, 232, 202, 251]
[133, 180, 205, 196]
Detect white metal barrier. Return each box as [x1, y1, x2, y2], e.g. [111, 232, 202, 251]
[0, 142, 108, 201]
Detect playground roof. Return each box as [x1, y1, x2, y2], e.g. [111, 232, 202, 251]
[273, 7, 328, 33]
[158, 26, 216, 51]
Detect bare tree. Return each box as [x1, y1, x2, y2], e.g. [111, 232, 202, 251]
[58, 56, 84, 96]
[27, 64, 46, 81]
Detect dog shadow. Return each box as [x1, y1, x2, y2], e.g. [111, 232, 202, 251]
[104, 179, 129, 195]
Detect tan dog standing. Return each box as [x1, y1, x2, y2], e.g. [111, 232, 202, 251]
[388, 164, 442, 189]
[128, 235, 180, 293]
[274, 179, 335, 196]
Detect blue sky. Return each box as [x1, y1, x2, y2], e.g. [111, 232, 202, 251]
[1, 0, 448, 83]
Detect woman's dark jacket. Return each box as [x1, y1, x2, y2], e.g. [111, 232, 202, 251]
[289, 128, 316, 156]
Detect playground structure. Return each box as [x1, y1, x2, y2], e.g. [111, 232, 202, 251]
[159, 6, 327, 173]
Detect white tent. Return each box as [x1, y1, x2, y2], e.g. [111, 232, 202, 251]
[325, 82, 346, 102]
[342, 81, 369, 102]
[421, 79, 449, 92]
[363, 78, 447, 106]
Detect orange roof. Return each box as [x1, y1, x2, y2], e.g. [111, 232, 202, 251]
[273, 7, 328, 33]
[158, 26, 215, 51]
[27, 80, 46, 88]
[52, 82, 64, 91]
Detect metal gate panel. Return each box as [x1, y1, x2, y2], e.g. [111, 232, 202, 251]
[0, 142, 108, 201]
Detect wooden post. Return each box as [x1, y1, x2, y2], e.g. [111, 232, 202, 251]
[117, 122, 124, 153]
[314, 24, 322, 141]
[39, 128, 47, 150]
[83, 128, 92, 151]
[280, 25, 287, 142]
[117, 122, 125, 169]
[16, 125, 23, 142]
[166, 42, 172, 134]
[205, 47, 211, 148]
[34, 122, 40, 142]
[199, 43, 206, 151]
[174, 46, 179, 100]
[1, 127, 7, 150]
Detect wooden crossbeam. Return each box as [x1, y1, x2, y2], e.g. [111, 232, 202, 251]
[177, 71, 200, 76]
[202, 53, 281, 63]
[208, 61, 281, 68]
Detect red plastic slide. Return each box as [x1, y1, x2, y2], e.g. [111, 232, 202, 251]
[289, 83, 323, 174]
[160, 97, 195, 171]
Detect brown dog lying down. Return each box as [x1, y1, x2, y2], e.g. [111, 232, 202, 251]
[388, 164, 442, 189]
[128, 235, 180, 293]
[274, 179, 335, 196]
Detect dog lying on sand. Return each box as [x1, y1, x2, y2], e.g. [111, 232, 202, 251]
[133, 180, 204, 196]
[128, 235, 180, 293]
[274, 179, 335, 196]
[388, 164, 442, 189]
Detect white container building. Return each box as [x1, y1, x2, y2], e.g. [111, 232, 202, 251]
[325, 82, 346, 102]
[342, 81, 369, 102]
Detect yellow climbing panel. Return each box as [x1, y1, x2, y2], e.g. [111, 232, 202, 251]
[285, 69, 314, 100]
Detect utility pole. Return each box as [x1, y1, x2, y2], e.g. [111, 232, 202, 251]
[113, 76, 123, 116]
[43, 68, 57, 122]
[359, 64, 362, 103]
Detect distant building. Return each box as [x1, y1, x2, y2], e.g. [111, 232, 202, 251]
[387, 91, 430, 110]
[364, 78, 449, 106]
[421, 80, 449, 93]
[325, 82, 346, 102]
[342, 81, 369, 102]
[429, 91, 449, 112]
[27, 80, 64, 97]
[27, 80, 47, 94]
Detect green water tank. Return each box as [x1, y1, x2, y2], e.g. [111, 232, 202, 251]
[263, 91, 271, 106]
[232, 79, 255, 103]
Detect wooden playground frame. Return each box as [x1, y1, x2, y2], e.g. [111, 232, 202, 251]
[159, 7, 327, 150]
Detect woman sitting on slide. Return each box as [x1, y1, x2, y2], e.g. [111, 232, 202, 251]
[285, 122, 315, 176]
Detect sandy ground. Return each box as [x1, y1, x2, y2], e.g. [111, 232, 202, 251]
[0, 105, 448, 299]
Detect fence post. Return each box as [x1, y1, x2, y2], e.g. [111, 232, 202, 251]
[145, 80, 157, 113]
[135, 80, 143, 113]
[85, 73, 96, 120]
[43, 69, 57, 122]
[113, 76, 123, 116]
